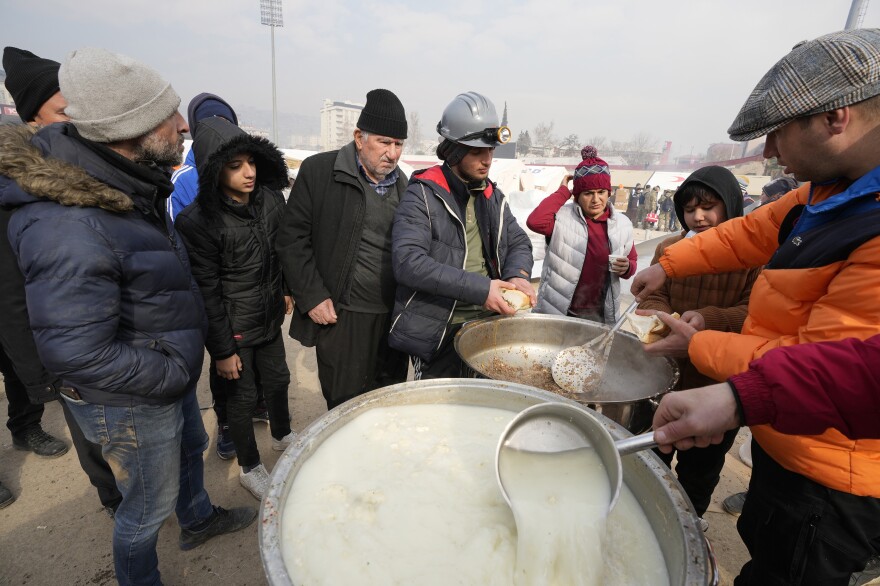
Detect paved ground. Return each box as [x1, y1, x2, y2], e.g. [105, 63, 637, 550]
[0, 315, 755, 585]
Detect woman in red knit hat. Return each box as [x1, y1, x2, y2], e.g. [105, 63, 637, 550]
[527, 146, 637, 324]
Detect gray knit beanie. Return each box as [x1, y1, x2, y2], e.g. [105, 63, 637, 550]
[59, 47, 181, 143]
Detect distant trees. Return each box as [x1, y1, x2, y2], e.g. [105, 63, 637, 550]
[516, 130, 532, 156]
[586, 135, 608, 152]
[406, 111, 423, 154]
[533, 121, 557, 153]
[559, 134, 580, 157]
[626, 132, 657, 167]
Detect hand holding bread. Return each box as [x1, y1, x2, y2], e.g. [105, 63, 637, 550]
[633, 310, 698, 358]
[626, 312, 681, 343]
[500, 288, 532, 311]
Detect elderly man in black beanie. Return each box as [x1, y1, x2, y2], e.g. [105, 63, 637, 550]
[0, 47, 255, 585]
[0, 46, 124, 515]
[276, 88, 410, 409]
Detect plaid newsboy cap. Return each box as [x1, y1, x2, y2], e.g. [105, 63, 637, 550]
[728, 28, 880, 141]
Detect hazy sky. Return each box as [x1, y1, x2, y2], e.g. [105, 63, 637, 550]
[3, 0, 880, 156]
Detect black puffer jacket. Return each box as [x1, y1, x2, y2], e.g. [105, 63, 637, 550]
[174, 118, 289, 359]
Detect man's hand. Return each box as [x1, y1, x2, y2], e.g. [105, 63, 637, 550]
[561, 174, 574, 189]
[640, 310, 698, 358]
[308, 298, 337, 325]
[217, 354, 243, 380]
[484, 279, 519, 315]
[679, 310, 705, 331]
[630, 263, 667, 301]
[610, 256, 630, 276]
[652, 383, 741, 453]
[509, 277, 537, 306]
[284, 296, 293, 315]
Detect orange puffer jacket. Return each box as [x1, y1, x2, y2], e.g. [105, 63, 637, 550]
[658, 176, 880, 497]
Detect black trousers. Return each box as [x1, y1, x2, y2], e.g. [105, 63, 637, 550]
[226, 331, 291, 468]
[655, 426, 739, 517]
[1, 346, 43, 437]
[1, 345, 120, 508]
[315, 310, 409, 409]
[735, 440, 880, 585]
[411, 322, 477, 380]
[209, 360, 266, 425]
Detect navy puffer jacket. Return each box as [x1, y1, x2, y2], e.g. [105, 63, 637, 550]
[389, 165, 533, 361]
[0, 123, 207, 407]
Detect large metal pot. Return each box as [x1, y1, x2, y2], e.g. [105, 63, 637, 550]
[454, 313, 679, 433]
[260, 379, 711, 585]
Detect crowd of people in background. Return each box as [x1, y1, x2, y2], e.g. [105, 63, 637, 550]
[1, 26, 879, 586]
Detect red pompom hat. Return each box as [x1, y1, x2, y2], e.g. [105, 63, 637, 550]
[572, 145, 611, 194]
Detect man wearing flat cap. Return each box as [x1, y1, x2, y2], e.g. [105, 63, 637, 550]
[276, 89, 410, 409]
[632, 29, 880, 583]
[0, 47, 255, 585]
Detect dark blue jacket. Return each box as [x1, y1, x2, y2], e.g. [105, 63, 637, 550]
[389, 165, 533, 361]
[0, 123, 207, 406]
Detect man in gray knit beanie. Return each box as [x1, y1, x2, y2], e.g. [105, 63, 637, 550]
[0, 47, 256, 586]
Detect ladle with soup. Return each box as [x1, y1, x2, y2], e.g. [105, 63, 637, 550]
[496, 403, 658, 584]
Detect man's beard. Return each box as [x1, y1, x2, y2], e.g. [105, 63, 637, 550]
[135, 131, 183, 167]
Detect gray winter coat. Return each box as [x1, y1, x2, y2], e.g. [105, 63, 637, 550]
[389, 165, 533, 361]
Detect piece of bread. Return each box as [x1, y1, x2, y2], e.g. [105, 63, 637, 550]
[501, 288, 531, 311]
[626, 312, 681, 343]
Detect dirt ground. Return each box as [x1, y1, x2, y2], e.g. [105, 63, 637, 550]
[0, 315, 753, 586]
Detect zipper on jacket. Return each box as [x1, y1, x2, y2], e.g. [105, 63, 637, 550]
[429, 185, 468, 352]
[389, 291, 418, 333]
[495, 197, 506, 279]
[793, 514, 821, 583]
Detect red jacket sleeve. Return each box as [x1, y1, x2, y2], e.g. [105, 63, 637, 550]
[622, 242, 638, 280]
[526, 185, 572, 237]
[729, 334, 880, 439]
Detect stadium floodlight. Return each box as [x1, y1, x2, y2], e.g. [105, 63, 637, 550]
[260, 0, 283, 144]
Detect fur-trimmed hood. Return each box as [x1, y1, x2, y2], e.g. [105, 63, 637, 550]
[192, 117, 288, 217]
[0, 123, 136, 213]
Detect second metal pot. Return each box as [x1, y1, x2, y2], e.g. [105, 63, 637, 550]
[454, 313, 680, 434]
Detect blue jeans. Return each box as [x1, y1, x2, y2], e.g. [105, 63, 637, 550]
[62, 389, 213, 586]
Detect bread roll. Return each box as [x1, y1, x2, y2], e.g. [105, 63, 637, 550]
[501, 289, 531, 311]
[626, 312, 681, 343]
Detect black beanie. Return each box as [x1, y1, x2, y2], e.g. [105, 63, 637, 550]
[2, 46, 61, 122]
[356, 88, 407, 139]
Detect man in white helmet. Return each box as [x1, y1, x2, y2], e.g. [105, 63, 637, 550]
[389, 91, 535, 378]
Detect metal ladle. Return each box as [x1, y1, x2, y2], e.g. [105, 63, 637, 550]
[496, 402, 656, 512]
[551, 299, 639, 394]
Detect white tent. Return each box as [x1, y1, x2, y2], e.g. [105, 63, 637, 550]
[507, 189, 549, 279]
[520, 165, 568, 193]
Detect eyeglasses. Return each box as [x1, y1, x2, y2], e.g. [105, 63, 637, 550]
[458, 126, 512, 145]
[574, 163, 610, 177]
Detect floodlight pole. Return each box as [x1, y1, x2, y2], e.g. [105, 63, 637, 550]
[271, 26, 277, 144]
[845, 0, 869, 29]
[260, 0, 283, 145]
